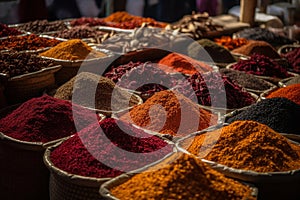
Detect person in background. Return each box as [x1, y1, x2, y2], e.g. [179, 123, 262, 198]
[196, 0, 218, 16]
[222, 0, 239, 14]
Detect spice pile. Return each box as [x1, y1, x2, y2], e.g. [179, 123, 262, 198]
[116, 62, 176, 100]
[0, 23, 23, 37]
[121, 90, 217, 137]
[187, 120, 300, 172]
[0, 52, 55, 78]
[231, 54, 291, 78]
[54, 72, 140, 111]
[0, 95, 98, 142]
[188, 39, 236, 64]
[175, 71, 256, 109]
[226, 98, 300, 134]
[50, 118, 172, 178]
[219, 68, 272, 91]
[232, 40, 281, 59]
[234, 27, 295, 47]
[282, 47, 300, 73]
[52, 25, 114, 43]
[266, 83, 300, 105]
[16, 19, 68, 34]
[103, 11, 166, 29]
[40, 39, 106, 60]
[70, 17, 106, 27]
[0, 34, 61, 51]
[158, 52, 212, 75]
[214, 36, 248, 50]
[167, 12, 223, 39]
[98, 27, 180, 53]
[110, 153, 255, 200]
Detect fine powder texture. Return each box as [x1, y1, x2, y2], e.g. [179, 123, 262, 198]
[266, 83, 300, 105]
[54, 72, 140, 111]
[232, 40, 281, 59]
[187, 121, 300, 172]
[158, 53, 213, 75]
[40, 39, 106, 60]
[219, 68, 272, 91]
[50, 118, 172, 178]
[110, 153, 254, 200]
[231, 54, 290, 79]
[121, 90, 217, 136]
[175, 71, 256, 109]
[0, 95, 98, 142]
[188, 39, 236, 64]
[226, 98, 300, 134]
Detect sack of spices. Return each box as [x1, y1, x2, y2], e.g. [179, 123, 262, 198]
[44, 118, 173, 200]
[100, 152, 257, 200]
[0, 95, 101, 200]
[178, 120, 300, 200]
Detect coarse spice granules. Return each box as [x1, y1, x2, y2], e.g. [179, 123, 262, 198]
[219, 68, 272, 91]
[266, 83, 300, 105]
[121, 90, 217, 137]
[0, 95, 98, 142]
[110, 153, 255, 200]
[231, 54, 291, 79]
[55, 72, 140, 111]
[50, 118, 172, 178]
[226, 98, 300, 134]
[175, 71, 256, 109]
[187, 120, 300, 172]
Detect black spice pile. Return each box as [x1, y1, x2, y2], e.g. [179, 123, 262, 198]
[226, 97, 300, 134]
[219, 68, 272, 91]
[0, 52, 55, 78]
[16, 20, 68, 34]
[234, 27, 295, 47]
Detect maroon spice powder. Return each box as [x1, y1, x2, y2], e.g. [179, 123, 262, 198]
[0, 95, 99, 143]
[50, 118, 172, 178]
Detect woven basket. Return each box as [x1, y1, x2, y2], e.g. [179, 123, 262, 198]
[100, 151, 257, 200]
[0, 132, 64, 200]
[44, 140, 110, 200]
[176, 125, 300, 200]
[5, 65, 61, 104]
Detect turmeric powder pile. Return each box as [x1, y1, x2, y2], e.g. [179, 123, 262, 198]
[110, 153, 255, 200]
[187, 120, 300, 173]
[40, 39, 106, 60]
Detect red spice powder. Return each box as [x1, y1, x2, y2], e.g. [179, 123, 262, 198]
[50, 118, 172, 178]
[266, 83, 300, 105]
[0, 95, 98, 143]
[158, 53, 213, 75]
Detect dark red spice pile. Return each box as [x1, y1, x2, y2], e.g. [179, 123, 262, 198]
[175, 71, 256, 109]
[116, 62, 182, 100]
[50, 118, 172, 178]
[104, 61, 144, 83]
[282, 47, 300, 73]
[0, 34, 61, 51]
[231, 54, 291, 78]
[0, 23, 23, 37]
[70, 17, 107, 27]
[0, 95, 98, 142]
